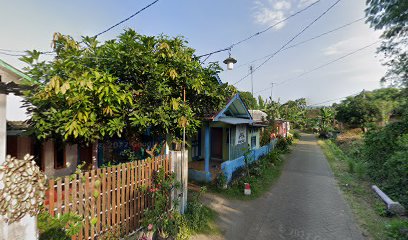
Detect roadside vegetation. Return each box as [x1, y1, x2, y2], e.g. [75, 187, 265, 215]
[313, 86, 408, 240]
[210, 135, 294, 200]
[318, 139, 407, 240]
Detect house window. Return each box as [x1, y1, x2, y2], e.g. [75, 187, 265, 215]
[54, 142, 66, 169]
[251, 136, 256, 149]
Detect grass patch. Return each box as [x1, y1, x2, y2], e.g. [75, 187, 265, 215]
[318, 140, 407, 240]
[184, 188, 221, 236]
[209, 147, 288, 200]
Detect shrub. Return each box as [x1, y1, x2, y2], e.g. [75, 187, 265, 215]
[141, 168, 181, 239]
[363, 122, 408, 208]
[276, 137, 289, 152]
[385, 219, 408, 240]
[215, 172, 227, 189]
[292, 131, 301, 139]
[185, 188, 213, 233]
[38, 211, 83, 240]
[286, 135, 294, 145]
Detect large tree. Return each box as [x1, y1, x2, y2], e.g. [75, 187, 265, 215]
[366, 0, 408, 87]
[238, 91, 258, 109]
[22, 30, 232, 143]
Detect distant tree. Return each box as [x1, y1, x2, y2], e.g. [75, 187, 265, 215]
[280, 98, 307, 129]
[239, 91, 258, 109]
[258, 95, 265, 110]
[319, 107, 335, 131]
[335, 92, 380, 131]
[264, 101, 281, 124]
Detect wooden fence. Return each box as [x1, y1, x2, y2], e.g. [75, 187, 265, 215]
[45, 155, 170, 240]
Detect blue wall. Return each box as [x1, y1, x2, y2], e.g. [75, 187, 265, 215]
[221, 139, 277, 183]
[188, 169, 212, 183]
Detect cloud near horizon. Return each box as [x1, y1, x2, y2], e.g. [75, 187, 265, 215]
[253, 0, 316, 29]
[253, 0, 293, 29]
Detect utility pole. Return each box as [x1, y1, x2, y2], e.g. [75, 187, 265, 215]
[270, 82, 275, 103]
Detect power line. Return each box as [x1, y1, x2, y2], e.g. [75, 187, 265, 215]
[0, 0, 161, 57]
[254, 40, 380, 95]
[232, 0, 342, 86]
[307, 91, 361, 107]
[93, 0, 160, 38]
[235, 17, 365, 69]
[196, 0, 321, 59]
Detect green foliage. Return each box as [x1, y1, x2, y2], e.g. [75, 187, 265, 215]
[141, 168, 181, 239]
[260, 127, 273, 146]
[335, 88, 403, 129]
[385, 219, 408, 240]
[215, 172, 227, 190]
[38, 211, 83, 240]
[212, 149, 284, 200]
[292, 131, 301, 139]
[366, 131, 408, 208]
[366, 0, 408, 88]
[258, 95, 265, 110]
[22, 30, 233, 144]
[319, 107, 335, 132]
[185, 187, 214, 233]
[275, 136, 289, 152]
[278, 98, 307, 129]
[239, 91, 258, 109]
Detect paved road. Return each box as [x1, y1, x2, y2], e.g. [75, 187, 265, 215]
[194, 134, 365, 240]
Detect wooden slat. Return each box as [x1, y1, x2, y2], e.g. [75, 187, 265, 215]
[116, 166, 121, 227]
[44, 154, 172, 240]
[84, 172, 90, 240]
[77, 173, 84, 239]
[135, 160, 141, 227]
[125, 163, 130, 235]
[64, 176, 70, 214]
[56, 179, 63, 215]
[130, 162, 135, 231]
[121, 164, 126, 233]
[107, 167, 112, 230]
[71, 175, 78, 240]
[101, 168, 107, 235]
[96, 168, 102, 237]
[48, 179, 55, 216]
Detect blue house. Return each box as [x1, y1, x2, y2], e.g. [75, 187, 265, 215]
[188, 93, 275, 183]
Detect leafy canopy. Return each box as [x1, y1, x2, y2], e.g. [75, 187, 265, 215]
[366, 0, 408, 86]
[22, 30, 233, 143]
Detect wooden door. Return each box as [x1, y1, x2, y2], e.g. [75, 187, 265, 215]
[211, 128, 223, 159]
[79, 145, 94, 170]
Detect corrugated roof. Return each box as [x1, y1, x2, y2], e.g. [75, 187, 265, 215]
[218, 117, 252, 125]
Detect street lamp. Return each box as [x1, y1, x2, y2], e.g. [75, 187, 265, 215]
[223, 54, 237, 70]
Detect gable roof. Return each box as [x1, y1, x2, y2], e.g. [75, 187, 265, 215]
[0, 59, 32, 82]
[212, 93, 253, 125]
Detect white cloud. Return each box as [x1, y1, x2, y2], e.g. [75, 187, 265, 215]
[253, 0, 293, 29]
[298, 0, 315, 8]
[323, 35, 381, 56]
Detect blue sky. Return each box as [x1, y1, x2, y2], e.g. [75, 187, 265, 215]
[0, 0, 386, 120]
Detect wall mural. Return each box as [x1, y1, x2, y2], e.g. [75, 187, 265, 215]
[236, 125, 247, 145]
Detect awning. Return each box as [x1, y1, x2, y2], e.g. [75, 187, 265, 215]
[217, 117, 252, 125]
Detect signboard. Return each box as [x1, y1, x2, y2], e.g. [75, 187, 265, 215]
[236, 125, 246, 145]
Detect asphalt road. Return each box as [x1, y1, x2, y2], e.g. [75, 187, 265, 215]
[193, 134, 365, 240]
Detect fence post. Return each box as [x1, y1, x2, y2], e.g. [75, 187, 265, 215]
[169, 151, 188, 213]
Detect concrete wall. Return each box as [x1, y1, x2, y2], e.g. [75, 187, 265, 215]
[43, 141, 78, 178]
[221, 139, 278, 183]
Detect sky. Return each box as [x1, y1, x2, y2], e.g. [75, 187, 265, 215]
[0, 0, 386, 120]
